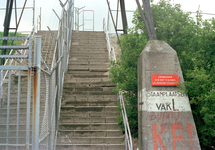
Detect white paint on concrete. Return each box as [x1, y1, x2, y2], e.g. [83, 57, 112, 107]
[141, 91, 191, 112]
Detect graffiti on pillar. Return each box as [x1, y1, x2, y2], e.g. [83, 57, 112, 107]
[141, 91, 199, 150]
[152, 122, 197, 150]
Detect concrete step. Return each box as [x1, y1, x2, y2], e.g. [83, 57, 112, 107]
[71, 45, 107, 49]
[0, 124, 33, 130]
[58, 123, 120, 130]
[60, 106, 118, 113]
[61, 100, 117, 107]
[72, 39, 106, 44]
[63, 83, 115, 89]
[0, 137, 31, 144]
[64, 77, 111, 83]
[70, 48, 107, 51]
[70, 55, 108, 59]
[0, 130, 32, 138]
[57, 137, 124, 144]
[63, 87, 113, 93]
[65, 70, 110, 76]
[62, 95, 117, 102]
[55, 144, 125, 150]
[68, 64, 109, 72]
[72, 35, 105, 39]
[70, 51, 107, 56]
[70, 56, 108, 61]
[59, 117, 118, 123]
[0, 116, 44, 124]
[70, 52, 108, 57]
[60, 112, 120, 118]
[0, 146, 27, 150]
[64, 72, 109, 78]
[63, 91, 115, 96]
[58, 130, 122, 138]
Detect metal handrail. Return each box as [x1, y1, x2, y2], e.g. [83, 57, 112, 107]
[1, 26, 35, 86]
[49, 0, 74, 149]
[103, 18, 133, 150]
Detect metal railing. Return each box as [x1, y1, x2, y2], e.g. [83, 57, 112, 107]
[0, 26, 35, 106]
[0, 0, 74, 149]
[37, 0, 74, 149]
[0, 36, 33, 150]
[103, 18, 133, 150]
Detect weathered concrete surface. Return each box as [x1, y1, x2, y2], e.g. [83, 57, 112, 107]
[138, 40, 201, 150]
[57, 31, 125, 150]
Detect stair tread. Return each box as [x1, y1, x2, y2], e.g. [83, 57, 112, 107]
[57, 31, 124, 149]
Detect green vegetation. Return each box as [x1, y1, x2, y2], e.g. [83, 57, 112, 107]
[0, 32, 24, 54]
[109, 0, 215, 149]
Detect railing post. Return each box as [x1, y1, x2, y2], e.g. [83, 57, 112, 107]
[0, 70, 2, 108]
[32, 36, 41, 150]
[48, 74, 52, 150]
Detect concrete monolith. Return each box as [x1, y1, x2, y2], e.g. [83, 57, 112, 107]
[138, 40, 201, 150]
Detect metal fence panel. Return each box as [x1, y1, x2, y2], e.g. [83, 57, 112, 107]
[0, 36, 32, 150]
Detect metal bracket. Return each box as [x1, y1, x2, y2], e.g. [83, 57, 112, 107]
[53, 9, 61, 21]
[47, 26, 58, 41]
[59, 0, 69, 7]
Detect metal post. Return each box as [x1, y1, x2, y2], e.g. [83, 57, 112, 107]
[26, 36, 32, 150]
[2, 0, 14, 65]
[0, 70, 2, 108]
[48, 74, 52, 150]
[6, 70, 12, 150]
[119, 0, 128, 34]
[106, 0, 121, 47]
[16, 70, 21, 150]
[107, 1, 110, 31]
[142, 0, 157, 39]
[32, 36, 41, 150]
[135, 0, 151, 39]
[40, 7, 42, 30]
[33, 0, 35, 27]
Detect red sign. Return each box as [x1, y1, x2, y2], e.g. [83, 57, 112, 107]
[151, 74, 180, 86]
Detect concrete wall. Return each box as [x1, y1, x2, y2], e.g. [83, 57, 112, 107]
[137, 40, 201, 150]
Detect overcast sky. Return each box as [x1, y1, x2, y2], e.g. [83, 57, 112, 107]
[0, 0, 215, 33]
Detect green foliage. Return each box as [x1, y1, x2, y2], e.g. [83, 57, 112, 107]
[109, 0, 215, 148]
[0, 32, 24, 54]
[109, 31, 148, 137]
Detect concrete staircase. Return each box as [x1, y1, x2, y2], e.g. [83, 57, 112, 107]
[0, 31, 57, 150]
[56, 31, 125, 150]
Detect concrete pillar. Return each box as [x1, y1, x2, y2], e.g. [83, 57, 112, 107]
[138, 40, 201, 150]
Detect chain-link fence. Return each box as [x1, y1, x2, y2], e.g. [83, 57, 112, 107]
[37, 0, 74, 149]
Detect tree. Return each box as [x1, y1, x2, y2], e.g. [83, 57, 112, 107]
[109, 0, 215, 149]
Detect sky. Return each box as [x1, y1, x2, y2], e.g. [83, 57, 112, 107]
[0, 0, 215, 33]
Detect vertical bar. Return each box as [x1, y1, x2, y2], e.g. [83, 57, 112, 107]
[16, 70, 21, 150]
[0, 70, 2, 108]
[135, 0, 151, 39]
[83, 10, 84, 31]
[106, 0, 121, 47]
[48, 74, 52, 150]
[107, 1, 110, 31]
[142, 0, 157, 39]
[33, 0, 35, 27]
[93, 11, 94, 31]
[40, 7, 42, 30]
[32, 36, 41, 150]
[6, 70, 11, 150]
[26, 36, 32, 150]
[116, 0, 119, 28]
[119, 0, 128, 34]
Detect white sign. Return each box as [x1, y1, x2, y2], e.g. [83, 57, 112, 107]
[140, 90, 191, 112]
